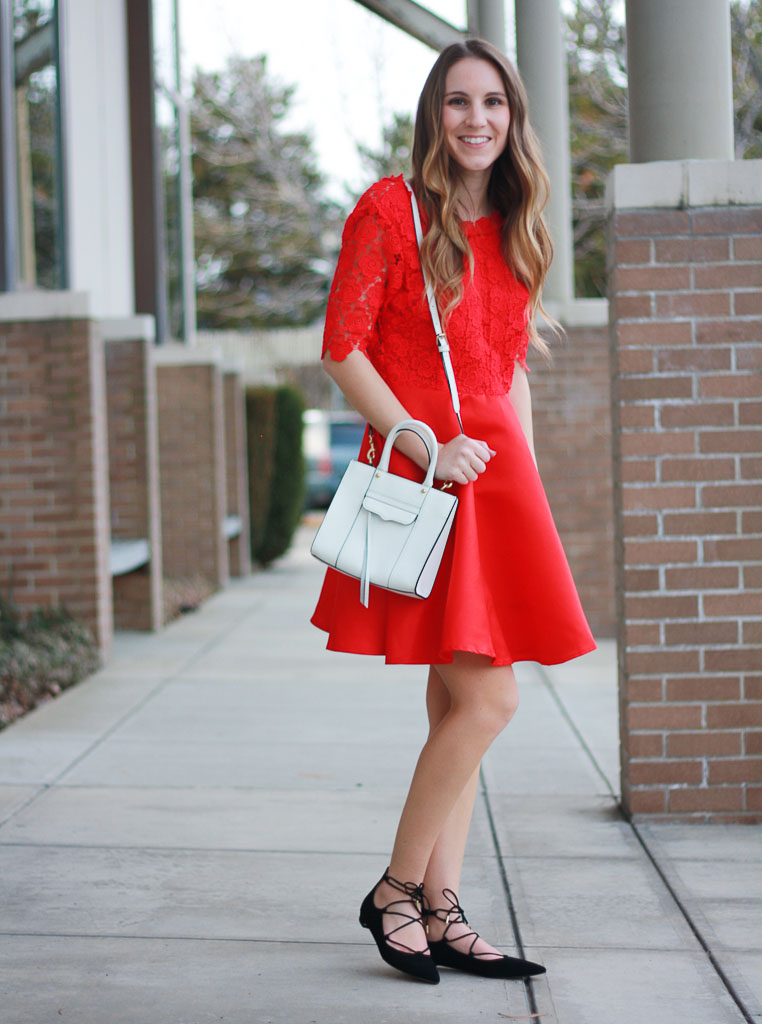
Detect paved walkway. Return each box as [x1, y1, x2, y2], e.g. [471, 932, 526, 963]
[0, 524, 759, 1024]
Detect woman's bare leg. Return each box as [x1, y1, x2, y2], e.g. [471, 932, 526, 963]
[420, 668, 506, 957]
[372, 652, 518, 953]
[422, 665, 479, 896]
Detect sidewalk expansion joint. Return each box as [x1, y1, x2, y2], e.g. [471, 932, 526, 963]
[480, 770, 546, 1021]
[535, 662, 756, 1024]
[0, 931, 370, 946]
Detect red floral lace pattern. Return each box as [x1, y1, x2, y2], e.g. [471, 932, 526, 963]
[323, 175, 531, 396]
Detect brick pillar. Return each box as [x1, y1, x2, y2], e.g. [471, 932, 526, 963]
[0, 294, 113, 657]
[531, 318, 615, 636]
[103, 318, 163, 630]
[222, 370, 252, 577]
[155, 352, 227, 617]
[608, 160, 762, 821]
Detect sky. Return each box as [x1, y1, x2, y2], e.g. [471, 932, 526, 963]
[179, 0, 624, 200]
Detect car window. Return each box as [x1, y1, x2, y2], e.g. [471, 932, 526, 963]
[330, 422, 365, 445]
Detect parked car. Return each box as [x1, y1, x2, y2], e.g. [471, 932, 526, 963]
[303, 409, 366, 508]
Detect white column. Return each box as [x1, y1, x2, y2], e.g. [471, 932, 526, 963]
[468, 0, 507, 49]
[514, 0, 574, 307]
[59, 0, 135, 317]
[625, 0, 734, 162]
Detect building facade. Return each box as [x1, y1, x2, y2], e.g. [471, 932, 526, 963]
[0, 0, 250, 658]
[1, 0, 760, 821]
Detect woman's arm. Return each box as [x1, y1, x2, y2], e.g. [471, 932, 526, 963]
[508, 362, 537, 467]
[323, 350, 495, 485]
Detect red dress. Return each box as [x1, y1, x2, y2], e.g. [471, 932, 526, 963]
[311, 175, 596, 666]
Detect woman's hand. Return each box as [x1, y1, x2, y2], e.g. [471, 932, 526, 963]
[435, 434, 496, 484]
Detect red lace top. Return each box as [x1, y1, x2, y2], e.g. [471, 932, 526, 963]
[322, 175, 531, 397]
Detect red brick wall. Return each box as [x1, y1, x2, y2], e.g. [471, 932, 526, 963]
[0, 317, 112, 655]
[531, 324, 615, 637]
[104, 335, 163, 630]
[106, 339, 150, 540]
[156, 361, 227, 614]
[609, 205, 762, 821]
[223, 371, 252, 577]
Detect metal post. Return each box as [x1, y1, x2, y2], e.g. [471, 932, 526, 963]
[514, 0, 574, 306]
[52, 0, 69, 289]
[172, 0, 196, 344]
[0, 0, 18, 290]
[625, 0, 734, 162]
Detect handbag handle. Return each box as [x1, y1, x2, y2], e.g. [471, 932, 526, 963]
[377, 419, 439, 489]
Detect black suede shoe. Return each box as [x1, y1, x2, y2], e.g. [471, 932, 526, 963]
[359, 869, 440, 984]
[425, 889, 546, 979]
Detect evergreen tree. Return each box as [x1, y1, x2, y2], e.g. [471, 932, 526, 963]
[566, 0, 628, 299]
[191, 56, 341, 329]
[566, 0, 762, 297]
[356, 112, 414, 187]
[732, 0, 762, 159]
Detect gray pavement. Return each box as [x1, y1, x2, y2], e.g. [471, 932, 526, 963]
[0, 523, 759, 1024]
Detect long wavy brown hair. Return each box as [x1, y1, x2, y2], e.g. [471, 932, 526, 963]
[411, 38, 559, 358]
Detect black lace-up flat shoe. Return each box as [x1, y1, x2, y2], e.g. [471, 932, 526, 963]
[425, 888, 546, 979]
[359, 869, 440, 984]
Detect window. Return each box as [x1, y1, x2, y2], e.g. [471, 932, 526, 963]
[1, 0, 66, 290]
[153, 0, 195, 342]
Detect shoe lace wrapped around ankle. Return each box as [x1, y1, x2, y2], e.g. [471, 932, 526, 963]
[380, 873, 428, 954]
[428, 888, 490, 959]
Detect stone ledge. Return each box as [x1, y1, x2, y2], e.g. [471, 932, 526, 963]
[606, 159, 762, 212]
[152, 342, 224, 366]
[541, 298, 609, 328]
[100, 316, 156, 343]
[0, 290, 91, 320]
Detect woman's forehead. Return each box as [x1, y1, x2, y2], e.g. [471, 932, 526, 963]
[444, 58, 506, 95]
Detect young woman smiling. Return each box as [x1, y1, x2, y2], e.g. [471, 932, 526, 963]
[311, 38, 595, 985]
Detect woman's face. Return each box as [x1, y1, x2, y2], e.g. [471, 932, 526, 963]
[441, 58, 510, 178]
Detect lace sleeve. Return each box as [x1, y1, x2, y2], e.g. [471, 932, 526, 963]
[322, 193, 389, 361]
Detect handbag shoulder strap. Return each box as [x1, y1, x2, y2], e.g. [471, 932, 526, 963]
[404, 181, 464, 434]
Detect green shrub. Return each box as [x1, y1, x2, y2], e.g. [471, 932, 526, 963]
[246, 387, 278, 557]
[251, 385, 305, 566]
[0, 596, 100, 731]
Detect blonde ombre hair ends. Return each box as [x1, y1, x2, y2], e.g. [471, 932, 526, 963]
[411, 38, 559, 359]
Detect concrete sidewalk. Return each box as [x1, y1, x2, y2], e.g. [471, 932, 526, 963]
[0, 524, 759, 1024]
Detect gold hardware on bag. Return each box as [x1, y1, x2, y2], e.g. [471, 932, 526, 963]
[441, 481, 453, 491]
[366, 427, 376, 465]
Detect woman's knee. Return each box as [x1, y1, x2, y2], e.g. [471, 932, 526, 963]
[478, 679, 519, 733]
[437, 655, 519, 734]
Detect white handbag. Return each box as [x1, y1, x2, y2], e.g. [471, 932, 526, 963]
[310, 419, 458, 606]
[311, 183, 463, 607]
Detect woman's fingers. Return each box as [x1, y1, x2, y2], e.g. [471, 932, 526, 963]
[435, 434, 496, 483]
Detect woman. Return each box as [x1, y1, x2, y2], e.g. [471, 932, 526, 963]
[311, 39, 596, 984]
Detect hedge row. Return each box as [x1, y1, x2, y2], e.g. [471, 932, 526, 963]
[246, 385, 305, 567]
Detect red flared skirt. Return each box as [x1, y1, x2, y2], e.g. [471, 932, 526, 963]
[310, 385, 596, 666]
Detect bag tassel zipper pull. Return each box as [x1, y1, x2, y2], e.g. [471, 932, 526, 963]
[360, 514, 372, 608]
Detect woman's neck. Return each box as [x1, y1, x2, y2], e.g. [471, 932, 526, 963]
[454, 170, 491, 222]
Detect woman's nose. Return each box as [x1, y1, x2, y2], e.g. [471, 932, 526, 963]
[466, 104, 488, 127]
